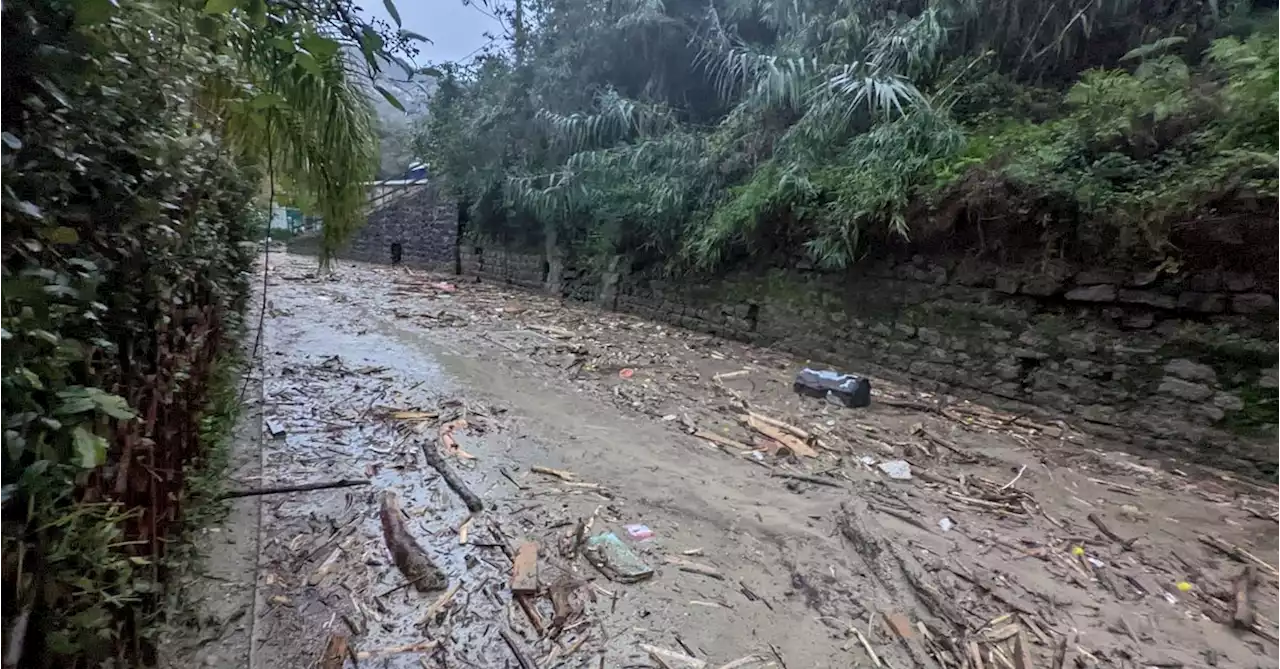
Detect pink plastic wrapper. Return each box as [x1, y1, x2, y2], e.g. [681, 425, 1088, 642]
[624, 524, 653, 540]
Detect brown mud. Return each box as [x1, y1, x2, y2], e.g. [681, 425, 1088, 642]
[171, 253, 1278, 668]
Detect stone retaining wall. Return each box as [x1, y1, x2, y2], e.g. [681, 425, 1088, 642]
[461, 244, 1278, 476]
[336, 185, 458, 269]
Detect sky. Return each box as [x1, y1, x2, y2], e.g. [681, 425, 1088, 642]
[362, 0, 506, 65]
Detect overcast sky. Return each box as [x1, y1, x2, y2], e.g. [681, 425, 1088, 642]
[363, 0, 506, 65]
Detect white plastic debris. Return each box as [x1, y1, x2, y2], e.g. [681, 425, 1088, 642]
[938, 517, 955, 532]
[1087, 557, 1106, 568]
[877, 459, 913, 480]
[859, 455, 877, 466]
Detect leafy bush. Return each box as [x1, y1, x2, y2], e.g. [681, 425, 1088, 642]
[423, 0, 1276, 272]
[0, 0, 404, 663]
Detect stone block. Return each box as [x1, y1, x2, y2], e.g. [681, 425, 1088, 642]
[1121, 312, 1156, 329]
[1065, 284, 1117, 302]
[1118, 289, 1176, 310]
[917, 327, 942, 345]
[1156, 377, 1214, 401]
[1021, 275, 1063, 296]
[1223, 272, 1257, 292]
[993, 276, 1020, 294]
[1185, 270, 1222, 292]
[1128, 270, 1160, 287]
[1163, 359, 1217, 383]
[1177, 292, 1225, 313]
[1212, 392, 1245, 412]
[1075, 269, 1126, 285]
[1231, 293, 1276, 314]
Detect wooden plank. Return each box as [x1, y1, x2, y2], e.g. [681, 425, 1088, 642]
[641, 644, 707, 669]
[511, 541, 539, 594]
[743, 415, 817, 458]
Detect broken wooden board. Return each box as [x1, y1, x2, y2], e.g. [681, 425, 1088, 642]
[640, 644, 707, 669]
[743, 414, 817, 458]
[511, 541, 539, 594]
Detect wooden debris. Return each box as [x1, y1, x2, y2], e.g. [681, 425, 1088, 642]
[531, 465, 576, 481]
[458, 517, 472, 545]
[694, 429, 753, 452]
[641, 644, 708, 669]
[549, 578, 584, 634]
[743, 414, 817, 458]
[1087, 513, 1137, 550]
[500, 467, 526, 489]
[747, 411, 811, 440]
[1233, 566, 1256, 629]
[355, 640, 440, 661]
[665, 556, 725, 580]
[713, 370, 750, 382]
[418, 580, 462, 625]
[1012, 630, 1034, 669]
[772, 470, 844, 488]
[883, 611, 914, 639]
[499, 629, 538, 669]
[420, 440, 484, 512]
[715, 656, 766, 669]
[850, 626, 883, 667]
[1198, 534, 1279, 577]
[390, 410, 439, 420]
[218, 478, 370, 499]
[967, 640, 985, 669]
[945, 565, 1039, 617]
[511, 541, 539, 594]
[379, 493, 446, 592]
[319, 633, 348, 669]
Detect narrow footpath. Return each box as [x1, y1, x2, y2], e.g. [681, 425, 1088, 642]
[172, 253, 1278, 669]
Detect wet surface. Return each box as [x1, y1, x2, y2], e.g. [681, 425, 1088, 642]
[240, 254, 1278, 669]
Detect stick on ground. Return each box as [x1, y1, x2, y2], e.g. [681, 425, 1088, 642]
[421, 440, 484, 512]
[218, 479, 370, 499]
[499, 628, 538, 669]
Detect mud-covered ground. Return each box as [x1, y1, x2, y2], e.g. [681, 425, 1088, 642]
[170, 254, 1278, 669]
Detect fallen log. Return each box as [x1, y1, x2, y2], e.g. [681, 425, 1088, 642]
[380, 492, 447, 592]
[421, 440, 484, 512]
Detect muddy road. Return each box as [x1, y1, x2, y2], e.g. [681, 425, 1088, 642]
[168, 254, 1278, 669]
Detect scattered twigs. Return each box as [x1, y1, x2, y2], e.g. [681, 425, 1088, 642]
[380, 493, 446, 592]
[998, 465, 1027, 491]
[850, 626, 883, 667]
[1087, 513, 1138, 550]
[218, 479, 369, 499]
[1198, 534, 1279, 577]
[420, 439, 484, 512]
[531, 465, 576, 481]
[771, 470, 844, 488]
[500, 467, 526, 489]
[355, 640, 439, 661]
[500, 629, 538, 669]
[665, 556, 725, 580]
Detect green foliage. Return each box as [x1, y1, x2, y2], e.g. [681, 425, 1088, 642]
[423, 0, 1275, 272]
[0, 0, 404, 663]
